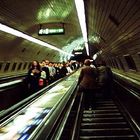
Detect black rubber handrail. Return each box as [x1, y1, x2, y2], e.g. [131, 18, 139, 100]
[0, 73, 27, 82]
[113, 71, 140, 92]
[114, 79, 140, 137]
[48, 85, 79, 139]
[114, 80, 140, 100]
[0, 73, 27, 91]
[71, 91, 84, 140]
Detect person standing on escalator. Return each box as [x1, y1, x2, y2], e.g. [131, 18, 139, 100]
[97, 61, 113, 98]
[27, 60, 41, 93]
[78, 59, 98, 110]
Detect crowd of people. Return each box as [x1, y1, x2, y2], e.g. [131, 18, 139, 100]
[26, 60, 81, 93]
[25, 58, 113, 110]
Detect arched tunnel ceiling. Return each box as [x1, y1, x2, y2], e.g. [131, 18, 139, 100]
[0, 0, 140, 62]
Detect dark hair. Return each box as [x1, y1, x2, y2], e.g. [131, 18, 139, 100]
[84, 59, 91, 66]
[31, 60, 40, 70]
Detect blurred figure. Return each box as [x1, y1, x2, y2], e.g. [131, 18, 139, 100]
[71, 61, 76, 70]
[97, 61, 113, 98]
[27, 60, 41, 93]
[66, 63, 73, 75]
[45, 60, 50, 66]
[54, 63, 61, 80]
[45, 59, 51, 84]
[48, 62, 56, 83]
[60, 62, 68, 78]
[78, 59, 98, 109]
[40, 60, 50, 87]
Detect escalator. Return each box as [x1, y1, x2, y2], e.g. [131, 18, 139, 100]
[0, 71, 80, 140]
[1, 71, 139, 140]
[79, 98, 138, 140]
[0, 74, 28, 110]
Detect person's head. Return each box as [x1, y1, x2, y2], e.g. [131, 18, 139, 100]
[32, 60, 39, 67]
[41, 60, 46, 67]
[84, 59, 91, 66]
[31, 60, 40, 69]
[49, 62, 52, 67]
[45, 60, 49, 65]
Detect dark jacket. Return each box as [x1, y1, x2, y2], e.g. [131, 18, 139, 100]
[27, 67, 41, 92]
[60, 66, 68, 78]
[78, 66, 97, 89]
[97, 66, 113, 85]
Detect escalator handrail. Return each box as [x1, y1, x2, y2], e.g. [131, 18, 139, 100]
[50, 87, 84, 140]
[51, 86, 79, 140]
[0, 71, 77, 121]
[71, 91, 84, 140]
[0, 73, 27, 82]
[114, 80, 140, 134]
[0, 79, 23, 89]
[0, 73, 27, 92]
[0, 77, 64, 122]
[29, 79, 78, 140]
[113, 71, 140, 91]
[114, 80, 140, 100]
[0, 71, 80, 140]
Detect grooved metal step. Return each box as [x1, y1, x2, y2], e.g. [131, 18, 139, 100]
[80, 128, 132, 136]
[83, 113, 121, 118]
[83, 109, 119, 114]
[79, 99, 138, 139]
[81, 122, 129, 129]
[82, 117, 125, 123]
[80, 135, 137, 140]
[95, 106, 118, 109]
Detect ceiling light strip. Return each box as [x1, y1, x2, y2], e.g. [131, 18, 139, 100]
[74, 0, 89, 55]
[0, 23, 72, 56]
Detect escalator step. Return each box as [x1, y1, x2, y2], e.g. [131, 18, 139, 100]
[96, 101, 114, 103]
[80, 128, 133, 136]
[95, 103, 115, 105]
[82, 117, 125, 123]
[80, 135, 137, 140]
[81, 122, 129, 129]
[83, 109, 119, 114]
[83, 113, 122, 118]
[95, 106, 118, 109]
[78, 99, 138, 140]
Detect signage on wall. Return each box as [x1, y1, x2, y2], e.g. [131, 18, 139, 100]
[38, 23, 65, 35]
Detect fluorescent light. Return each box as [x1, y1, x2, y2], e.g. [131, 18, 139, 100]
[0, 79, 22, 88]
[74, 0, 89, 55]
[93, 50, 102, 60]
[93, 54, 97, 60]
[74, 52, 82, 54]
[0, 23, 73, 56]
[85, 42, 89, 56]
